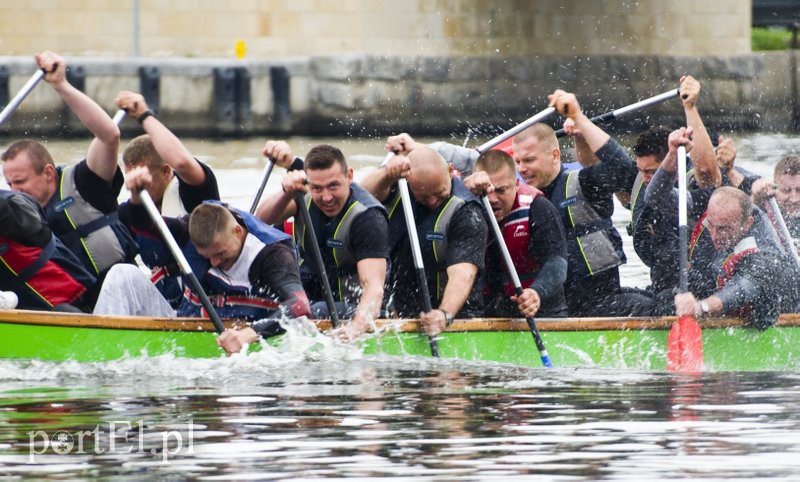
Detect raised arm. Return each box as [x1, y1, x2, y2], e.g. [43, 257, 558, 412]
[680, 76, 720, 188]
[36, 51, 120, 183]
[360, 154, 410, 202]
[643, 127, 695, 216]
[548, 89, 611, 154]
[562, 118, 601, 167]
[254, 141, 306, 224]
[115, 91, 205, 185]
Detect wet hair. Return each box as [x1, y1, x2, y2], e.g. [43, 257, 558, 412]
[1, 139, 55, 172]
[713, 186, 753, 223]
[632, 127, 670, 161]
[774, 154, 800, 177]
[476, 149, 515, 177]
[304, 144, 347, 173]
[122, 134, 163, 170]
[512, 123, 558, 153]
[189, 203, 235, 248]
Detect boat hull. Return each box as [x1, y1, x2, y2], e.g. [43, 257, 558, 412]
[1, 310, 799, 370]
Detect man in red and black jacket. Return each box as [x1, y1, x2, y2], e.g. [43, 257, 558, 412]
[0, 190, 97, 312]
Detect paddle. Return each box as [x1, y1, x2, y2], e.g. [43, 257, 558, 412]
[0, 69, 45, 127]
[112, 109, 126, 125]
[249, 158, 275, 214]
[476, 107, 556, 154]
[480, 196, 552, 367]
[767, 196, 800, 270]
[138, 188, 225, 333]
[554, 88, 680, 138]
[293, 191, 340, 329]
[398, 177, 441, 357]
[667, 144, 703, 372]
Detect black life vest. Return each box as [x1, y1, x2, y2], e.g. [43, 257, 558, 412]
[44, 165, 137, 275]
[294, 183, 386, 304]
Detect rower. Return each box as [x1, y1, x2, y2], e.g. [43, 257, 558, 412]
[115, 90, 220, 307]
[0, 190, 97, 312]
[753, 154, 800, 244]
[462, 150, 568, 318]
[563, 77, 719, 298]
[360, 147, 488, 337]
[675, 186, 791, 330]
[385, 103, 653, 316]
[124, 167, 312, 353]
[256, 143, 388, 341]
[1, 51, 137, 306]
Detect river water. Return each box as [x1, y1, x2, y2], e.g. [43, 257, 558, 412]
[1, 132, 800, 479]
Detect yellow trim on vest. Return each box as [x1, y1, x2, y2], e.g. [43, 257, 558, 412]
[565, 171, 594, 276]
[0, 255, 53, 307]
[332, 200, 363, 303]
[331, 201, 361, 267]
[432, 197, 457, 263]
[59, 169, 100, 275]
[432, 196, 458, 300]
[629, 178, 644, 226]
[387, 195, 401, 219]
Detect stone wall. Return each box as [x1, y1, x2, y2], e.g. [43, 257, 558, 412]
[1, 52, 796, 139]
[0, 0, 751, 58]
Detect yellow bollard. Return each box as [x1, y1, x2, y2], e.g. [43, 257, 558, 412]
[234, 39, 246, 59]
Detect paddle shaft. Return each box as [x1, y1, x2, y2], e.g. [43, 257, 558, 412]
[768, 197, 800, 270]
[249, 159, 275, 214]
[293, 191, 340, 328]
[0, 69, 45, 127]
[112, 109, 126, 125]
[554, 88, 680, 138]
[678, 145, 688, 292]
[480, 196, 552, 367]
[476, 107, 556, 154]
[139, 190, 226, 333]
[398, 178, 441, 357]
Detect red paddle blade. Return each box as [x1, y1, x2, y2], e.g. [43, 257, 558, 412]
[667, 315, 704, 372]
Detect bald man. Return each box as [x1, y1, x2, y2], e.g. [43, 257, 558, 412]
[361, 147, 488, 337]
[676, 187, 790, 329]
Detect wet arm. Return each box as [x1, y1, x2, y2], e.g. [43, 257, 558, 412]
[53, 83, 120, 183]
[360, 168, 397, 203]
[350, 258, 387, 330]
[439, 262, 478, 315]
[427, 142, 479, 176]
[583, 138, 638, 195]
[255, 190, 297, 225]
[141, 116, 206, 185]
[528, 197, 568, 300]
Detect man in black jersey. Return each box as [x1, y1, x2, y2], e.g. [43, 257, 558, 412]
[257, 143, 389, 341]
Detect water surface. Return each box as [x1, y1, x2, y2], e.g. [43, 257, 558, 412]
[1, 133, 800, 478]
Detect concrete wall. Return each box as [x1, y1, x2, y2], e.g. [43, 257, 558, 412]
[0, 0, 751, 58]
[0, 51, 796, 138]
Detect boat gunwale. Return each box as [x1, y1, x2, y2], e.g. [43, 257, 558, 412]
[2, 309, 800, 333]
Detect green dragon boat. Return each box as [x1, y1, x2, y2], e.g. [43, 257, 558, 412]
[0, 309, 798, 370]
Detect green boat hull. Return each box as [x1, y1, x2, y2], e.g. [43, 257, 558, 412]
[1, 312, 799, 371]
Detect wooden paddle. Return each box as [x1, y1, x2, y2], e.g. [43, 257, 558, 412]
[553, 88, 680, 138]
[667, 144, 703, 372]
[138, 189, 226, 333]
[249, 158, 275, 214]
[0, 69, 45, 127]
[398, 178, 441, 357]
[480, 196, 552, 367]
[293, 191, 340, 328]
